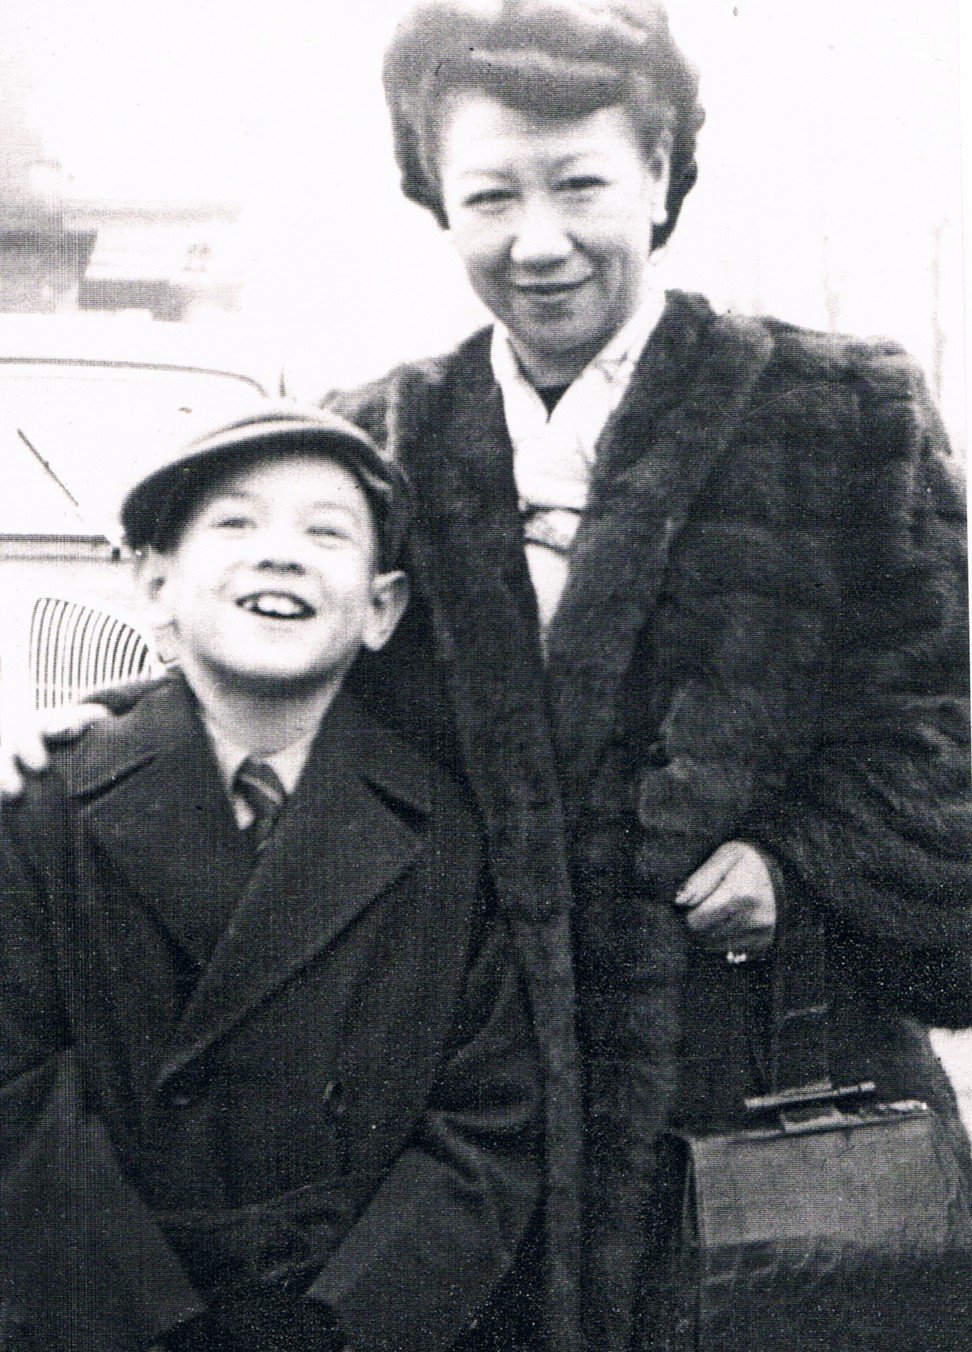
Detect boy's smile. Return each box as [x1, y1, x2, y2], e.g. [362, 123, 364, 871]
[143, 452, 407, 700]
[237, 591, 316, 620]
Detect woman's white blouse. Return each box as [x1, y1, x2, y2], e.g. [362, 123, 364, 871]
[490, 286, 666, 641]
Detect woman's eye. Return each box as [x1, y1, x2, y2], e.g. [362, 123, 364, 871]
[210, 514, 254, 530]
[463, 187, 515, 212]
[558, 175, 607, 197]
[307, 524, 346, 542]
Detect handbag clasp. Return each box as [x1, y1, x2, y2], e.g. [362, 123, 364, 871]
[744, 1078, 878, 1133]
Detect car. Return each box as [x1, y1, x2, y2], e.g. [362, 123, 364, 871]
[0, 313, 282, 716]
[1, 313, 281, 537]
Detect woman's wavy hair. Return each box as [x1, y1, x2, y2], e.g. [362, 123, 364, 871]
[382, 0, 705, 249]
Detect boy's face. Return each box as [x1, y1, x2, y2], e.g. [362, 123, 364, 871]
[142, 452, 407, 695]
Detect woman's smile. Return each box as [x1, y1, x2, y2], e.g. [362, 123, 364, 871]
[439, 92, 670, 385]
[514, 277, 594, 302]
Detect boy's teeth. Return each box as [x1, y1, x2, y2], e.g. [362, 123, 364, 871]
[241, 593, 311, 618]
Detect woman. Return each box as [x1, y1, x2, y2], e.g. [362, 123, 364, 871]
[3, 3, 969, 1350]
[328, 2, 970, 1348]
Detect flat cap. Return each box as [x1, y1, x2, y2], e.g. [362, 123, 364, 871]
[120, 403, 413, 568]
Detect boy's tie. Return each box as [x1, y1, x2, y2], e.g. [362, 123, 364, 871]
[233, 757, 287, 855]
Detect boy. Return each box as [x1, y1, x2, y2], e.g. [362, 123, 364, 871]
[0, 407, 540, 1351]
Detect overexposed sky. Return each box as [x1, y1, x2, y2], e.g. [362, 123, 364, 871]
[3, 1, 966, 439]
[6, 3, 960, 201]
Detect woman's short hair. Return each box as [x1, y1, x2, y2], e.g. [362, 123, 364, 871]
[382, 1, 705, 249]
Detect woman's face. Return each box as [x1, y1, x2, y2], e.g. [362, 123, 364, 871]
[439, 90, 670, 386]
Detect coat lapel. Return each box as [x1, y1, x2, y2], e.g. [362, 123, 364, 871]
[545, 293, 774, 816]
[401, 338, 544, 657]
[156, 690, 429, 1086]
[77, 675, 252, 965]
[388, 341, 573, 925]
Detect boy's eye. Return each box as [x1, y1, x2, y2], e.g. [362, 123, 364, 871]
[306, 523, 350, 542]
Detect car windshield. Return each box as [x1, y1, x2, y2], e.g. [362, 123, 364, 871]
[1, 361, 266, 539]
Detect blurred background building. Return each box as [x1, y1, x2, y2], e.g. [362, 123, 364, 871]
[0, 42, 242, 323]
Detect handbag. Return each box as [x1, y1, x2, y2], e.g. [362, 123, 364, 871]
[634, 914, 972, 1351]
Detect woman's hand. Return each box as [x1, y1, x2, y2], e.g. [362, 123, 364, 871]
[0, 703, 110, 796]
[674, 841, 777, 960]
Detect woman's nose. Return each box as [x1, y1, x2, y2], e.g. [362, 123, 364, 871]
[509, 200, 573, 269]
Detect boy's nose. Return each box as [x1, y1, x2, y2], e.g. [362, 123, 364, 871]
[245, 524, 311, 572]
[254, 556, 305, 574]
[509, 200, 573, 269]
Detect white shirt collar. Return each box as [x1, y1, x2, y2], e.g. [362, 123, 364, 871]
[204, 721, 317, 796]
[202, 713, 320, 827]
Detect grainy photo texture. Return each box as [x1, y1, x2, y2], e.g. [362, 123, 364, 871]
[0, 4, 969, 1351]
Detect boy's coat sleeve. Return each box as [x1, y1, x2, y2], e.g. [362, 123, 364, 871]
[0, 798, 204, 1347]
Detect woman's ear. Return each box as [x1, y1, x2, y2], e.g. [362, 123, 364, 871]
[362, 570, 410, 653]
[649, 131, 673, 226]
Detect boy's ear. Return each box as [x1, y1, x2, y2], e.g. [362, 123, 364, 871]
[134, 547, 176, 631]
[135, 549, 179, 664]
[362, 570, 410, 653]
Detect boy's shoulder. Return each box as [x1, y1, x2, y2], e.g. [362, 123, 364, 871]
[2, 679, 189, 856]
[43, 675, 196, 804]
[37, 677, 478, 840]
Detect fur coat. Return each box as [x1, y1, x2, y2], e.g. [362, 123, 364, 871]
[329, 290, 971, 1351]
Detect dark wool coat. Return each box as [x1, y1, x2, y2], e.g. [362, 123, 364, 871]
[329, 291, 972, 1351]
[0, 678, 541, 1352]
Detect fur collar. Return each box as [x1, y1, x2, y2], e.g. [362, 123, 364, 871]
[378, 295, 773, 817]
[545, 294, 774, 818]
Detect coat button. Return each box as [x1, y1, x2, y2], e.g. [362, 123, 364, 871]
[323, 1080, 345, 1116]
[644, 740, 672, 770]
[164, 1077, 204, 1110]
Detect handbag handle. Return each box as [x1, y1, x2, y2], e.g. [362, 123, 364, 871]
[744, 909, 876, 1126]
[767, 905, 831, 1094]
